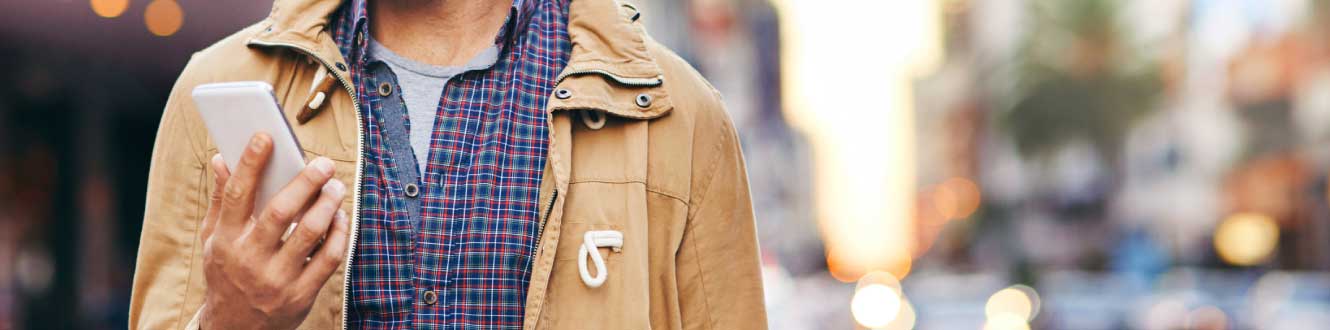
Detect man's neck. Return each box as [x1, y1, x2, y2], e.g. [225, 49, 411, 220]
[369, 0, 515, 67]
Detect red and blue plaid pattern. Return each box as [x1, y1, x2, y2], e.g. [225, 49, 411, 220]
[330, 0, 569, 328]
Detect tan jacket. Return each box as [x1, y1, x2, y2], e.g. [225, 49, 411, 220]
[129, 0, 766, 329]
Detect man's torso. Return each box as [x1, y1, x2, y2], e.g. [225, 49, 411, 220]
[333, 0, 570, 327]
[127, 0, 768, 328]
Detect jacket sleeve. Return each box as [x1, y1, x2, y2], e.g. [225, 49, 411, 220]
[674, 93, 768, 330]
[129, 54, 213, 330]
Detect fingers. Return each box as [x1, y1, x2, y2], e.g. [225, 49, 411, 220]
[297, 208, 349, 290]
[250, 157, 337, 243]
[217, 133, 272, 239]
[277, 179, 346, 263]
[200, 154, 232, 240]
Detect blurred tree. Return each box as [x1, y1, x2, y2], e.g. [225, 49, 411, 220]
[999, 0, 1160, 163]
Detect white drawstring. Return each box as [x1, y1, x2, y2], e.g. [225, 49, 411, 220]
[578, 230, 623, 288]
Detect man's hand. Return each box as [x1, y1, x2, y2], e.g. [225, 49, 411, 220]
[198, 133, 350, 330]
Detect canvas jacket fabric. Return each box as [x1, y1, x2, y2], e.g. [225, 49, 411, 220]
[128, 0, 767, 329]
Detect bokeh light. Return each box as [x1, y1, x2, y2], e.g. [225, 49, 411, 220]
[851, 284, 902, 329]
[933, 177, 981, 219]
[773, 0, 940, 285]
[883, 298, 916, 330]
[982, 313, 1030, 330]
[985, 285, 1040, 322]
[144, 0, 184, 37]
[90, 0, 129, 18]
[1213, 212, 1279, 266]
[852, 271, 906, 329]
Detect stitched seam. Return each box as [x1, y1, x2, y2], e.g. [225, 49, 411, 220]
[686, 223, 716, 330]
[176, 160, 206, 329]
[567, 179, 688, 203]
[681, 135, 726, 330]
[685, 131, 726, 221]
[646, 188, 687, 205]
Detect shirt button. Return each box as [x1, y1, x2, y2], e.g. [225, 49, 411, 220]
[377, 82, 393, 97]
[404, 183, 420, 198]
[422, 290, 438, 305]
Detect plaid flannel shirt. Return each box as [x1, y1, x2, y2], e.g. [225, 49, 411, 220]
[329, 0, 570, 328]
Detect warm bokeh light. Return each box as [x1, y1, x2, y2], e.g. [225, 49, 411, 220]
[90, 0, 129, 18]
[851, 284, 902, 329]
[773, 0, 941, 284]
[879, 298, 917, 330]
[1010, 285, 1041, 321]
[144, 0, 184, 37]
[982, 313, 1030, 330]
[829, 249, 913, 282]
[852, 271, 907, 329]
[930, 184, 959, 220]
[934, 177, 981, 219]
[1213, 212, 1279, 266]
[985, 285, 1040, 322]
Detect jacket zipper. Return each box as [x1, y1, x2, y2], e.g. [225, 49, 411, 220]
[556, 69, 662, 86]
[245, 39, 366, 330]
[531, 189, 558, 257]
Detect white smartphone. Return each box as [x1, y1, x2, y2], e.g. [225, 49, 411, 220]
[191, 81, 306, 214]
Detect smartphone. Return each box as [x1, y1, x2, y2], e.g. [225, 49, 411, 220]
[191, 81, 306, 214]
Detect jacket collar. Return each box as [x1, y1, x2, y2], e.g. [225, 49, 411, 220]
[247, 0, 673, 119]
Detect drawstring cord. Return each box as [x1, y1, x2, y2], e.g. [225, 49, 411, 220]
[297, 63, 336, 124]
[578, 230, 623, 288]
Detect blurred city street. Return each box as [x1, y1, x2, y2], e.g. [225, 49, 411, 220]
[4, 0, 1330, 329]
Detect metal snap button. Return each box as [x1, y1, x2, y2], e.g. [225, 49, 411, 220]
[635, 93, 652, 108]
[422, 290, 438, 305]
[555, 88, 572, 99]
[377, 82, 392, 97]
[404, 183, 419, 198]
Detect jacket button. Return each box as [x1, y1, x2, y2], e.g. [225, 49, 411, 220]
[404, 183, 419, 198]
[378, 82, 393, 97]
[554, 88, 572, 99]
[635, 93, 652, 108]
[422, 290, 438, 305]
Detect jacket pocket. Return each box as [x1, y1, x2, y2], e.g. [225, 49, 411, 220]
[543, 222, 649, 330]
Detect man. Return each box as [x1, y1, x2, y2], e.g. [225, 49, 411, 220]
[129, 0, 766, 329]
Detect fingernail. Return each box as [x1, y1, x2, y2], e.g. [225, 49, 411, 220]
[335, 209, 347, 223]
[211, 153, 223, 164]
[248, 134, 270, 152]
[312, 157, 334, 175]
[322, 179, 345, 196]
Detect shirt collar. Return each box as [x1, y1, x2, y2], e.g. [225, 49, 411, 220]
[344, 0, 534, 66]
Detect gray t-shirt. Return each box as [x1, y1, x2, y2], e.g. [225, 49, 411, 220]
[368, 38, 500, 172]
